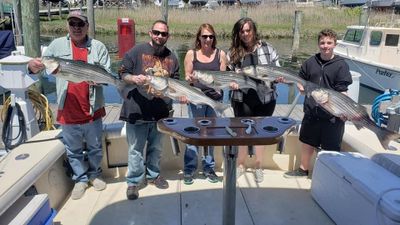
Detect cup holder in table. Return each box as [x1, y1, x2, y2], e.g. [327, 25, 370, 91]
[163, 118, 177, 125]
[263, 126, 278, 133]
[184, 126, 200, 133]
[197, 119, 212, 126]
[278, 117, 293, 124]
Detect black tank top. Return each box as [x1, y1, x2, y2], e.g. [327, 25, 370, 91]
[192, 49, 223, 101]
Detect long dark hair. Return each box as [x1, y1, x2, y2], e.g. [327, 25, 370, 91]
[229, 17, 260, 65]
[194, 23, 217, 50]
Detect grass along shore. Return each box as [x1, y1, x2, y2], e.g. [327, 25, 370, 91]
[40, 4, 397, 39]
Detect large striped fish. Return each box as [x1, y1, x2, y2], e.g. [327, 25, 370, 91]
[309, 85, 400, 150]
[242, 64, 307, 86]
[41, 56, 123, 87]
[192, 70, 258, 93]
[147, 76, 234, 118]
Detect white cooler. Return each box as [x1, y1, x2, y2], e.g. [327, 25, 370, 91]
[311, 151, 400, 225]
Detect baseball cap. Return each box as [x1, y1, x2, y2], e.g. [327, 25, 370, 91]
[67, 10, 88, 22]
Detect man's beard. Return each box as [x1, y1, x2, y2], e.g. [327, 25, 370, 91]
[152, 39, 166, 56]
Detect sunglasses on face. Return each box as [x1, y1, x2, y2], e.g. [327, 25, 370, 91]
[69, 21, 86, 28]
[201, 35, 215, 40]
[152, 30, 169, 37]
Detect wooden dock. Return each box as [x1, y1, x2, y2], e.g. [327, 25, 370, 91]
[38, 7, 87, 17]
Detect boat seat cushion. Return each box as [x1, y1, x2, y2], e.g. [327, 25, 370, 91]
[371, 153, 400, 178]
[342, 124, 400, 178]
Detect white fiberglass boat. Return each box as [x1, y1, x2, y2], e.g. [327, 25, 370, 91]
[334, 25, 400, 92]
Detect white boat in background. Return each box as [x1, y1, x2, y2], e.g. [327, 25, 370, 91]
[334, 25, 400, 92]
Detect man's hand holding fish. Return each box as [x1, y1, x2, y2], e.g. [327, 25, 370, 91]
[123, 74, 148, 85]
[28, 58, 46, 74]
[29, 58, 59, 75]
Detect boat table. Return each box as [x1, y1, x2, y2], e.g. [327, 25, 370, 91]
[157, 116, 296, 225]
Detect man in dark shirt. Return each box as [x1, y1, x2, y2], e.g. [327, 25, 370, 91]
[119, 20, 179, 200]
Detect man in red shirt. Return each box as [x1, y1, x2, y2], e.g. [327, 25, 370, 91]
[29, 11, 111, 200]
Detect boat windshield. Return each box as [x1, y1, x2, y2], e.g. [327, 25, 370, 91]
[343, 28, 364, 44]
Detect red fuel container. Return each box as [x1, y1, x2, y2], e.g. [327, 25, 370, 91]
[117, 18, 135, 59]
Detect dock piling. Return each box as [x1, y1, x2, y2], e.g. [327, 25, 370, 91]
[21, 0, 41, 57]
[291, 10, 302, 63]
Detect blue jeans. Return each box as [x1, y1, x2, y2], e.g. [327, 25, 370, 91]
[126, 121, 163, 186]
[184, 104, 216, 175]
[62, 118, 103, 183]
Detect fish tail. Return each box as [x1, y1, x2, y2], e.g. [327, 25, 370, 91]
[221, 107, 235, 118]
[377, 128, 400, 150]
[213, 103, 234, 118]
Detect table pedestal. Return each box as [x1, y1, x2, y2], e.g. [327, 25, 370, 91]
[222, 146, 238, 225]
[157, 116, 296, 225]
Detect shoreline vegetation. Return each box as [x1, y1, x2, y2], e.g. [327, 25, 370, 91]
[39, 4, 397, 39]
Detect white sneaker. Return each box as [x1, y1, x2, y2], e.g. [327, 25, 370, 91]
[90, 177, 107, 191]
[71, 182, 88, 200]
[236, 166, 245, 179]
[254, 169, 264, 183]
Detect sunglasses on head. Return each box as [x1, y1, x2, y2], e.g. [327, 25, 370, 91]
[69, 21, 86, 28]
[152, 30, 169, 37]
[201, 35, 215, 40]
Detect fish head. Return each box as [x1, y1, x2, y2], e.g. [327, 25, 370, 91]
[41, 57, 60, 75]
[145, 67, 156, 76]
[145, 67, 169, 77]
[193, 71, 214, 85]
[148, 76, 168, 91]
[311, 89, 329, 104]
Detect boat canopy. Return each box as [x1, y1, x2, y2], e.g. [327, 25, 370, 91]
[342, 26, 400, 48]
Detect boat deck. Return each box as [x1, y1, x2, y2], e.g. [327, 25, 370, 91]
[1, 103, 378, 225]
[54, 170, 334, 225]
[53, 103, 336, 225]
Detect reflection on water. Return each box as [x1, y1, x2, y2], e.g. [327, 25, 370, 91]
[40, 34, 382, 105]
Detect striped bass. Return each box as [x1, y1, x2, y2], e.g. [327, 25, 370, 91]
[147, 76, 234, 117]
[242, 64, 307, 86]
[192, 70, 258, 93]
[42, 56, 123, 87]
[309, 86, 400, 150]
